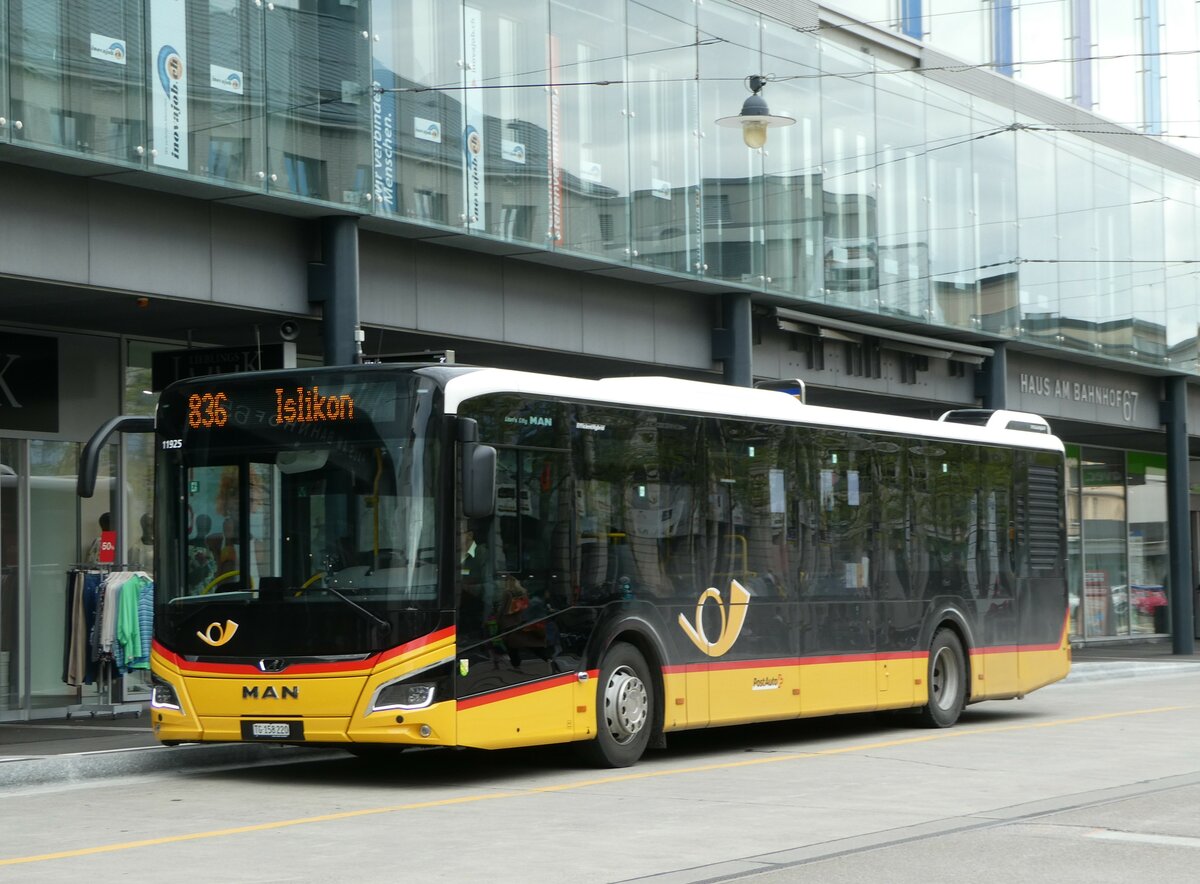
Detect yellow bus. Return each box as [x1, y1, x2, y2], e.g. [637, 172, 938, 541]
[94, 364, 1069, 767]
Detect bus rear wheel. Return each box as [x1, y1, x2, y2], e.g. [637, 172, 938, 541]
[579, 642, 653, 768]
[919, 629, 966, 728]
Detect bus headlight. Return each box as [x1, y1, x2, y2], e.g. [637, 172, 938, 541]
[373, 681, 436, 712]
[370, 662, 453, 714]
[151, 676, 182, 711]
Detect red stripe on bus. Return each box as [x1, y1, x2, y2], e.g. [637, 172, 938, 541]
[375, 626, 457, 665]
[457, 672, 580, 711]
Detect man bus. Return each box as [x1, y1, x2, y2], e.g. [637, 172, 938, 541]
[88, 364, 1069, 767]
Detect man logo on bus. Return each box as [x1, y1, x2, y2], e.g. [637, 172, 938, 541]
[678, 580, 750, 657]
[197, 619, 239, 647]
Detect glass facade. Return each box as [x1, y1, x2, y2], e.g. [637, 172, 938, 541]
[1066, 446, 1170, 640]
[2, 0, 1199, 373]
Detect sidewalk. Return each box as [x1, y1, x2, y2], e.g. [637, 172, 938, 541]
[2, 641, 1197, 789]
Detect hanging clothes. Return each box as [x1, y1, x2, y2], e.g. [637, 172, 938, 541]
[63, 568, 153, 687]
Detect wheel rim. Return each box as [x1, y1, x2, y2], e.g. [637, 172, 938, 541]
[930, 645, 961, 711]
[602, 664, 648, 744]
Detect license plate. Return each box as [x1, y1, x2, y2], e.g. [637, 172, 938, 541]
[242, 721, 304, 740]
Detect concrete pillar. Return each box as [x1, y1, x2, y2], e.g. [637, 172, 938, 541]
[976, 342, 1007, 410]
[307, 216, 361, 367]
[1163, 376, 1195, 654]
[712, 292, 752, 387]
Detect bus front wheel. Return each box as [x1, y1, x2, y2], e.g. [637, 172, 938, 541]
[919, 629, 966, 728]
[580, 642, 653, 768]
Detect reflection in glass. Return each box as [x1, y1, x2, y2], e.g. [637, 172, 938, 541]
[1163, 174, 1199, 371]
[1055, 137, 1097, 352]
[874, 72, 928, 319]
[699, 2, 762, 287]
[265, 0, 371, 206]
[551, 0, 629, 259]
[185, 0, 265, 187]
[1016, 124, 1059, 345]
[472, 1, 550, 244]
[374, 0, 462, 226]
[925, 83, 976, 327]
[1127, 454, 1169, 635]
[973, 98, 1017, 337]
[821, 44, 877, 311]
[761, 22, 821, 300]
[8, 0, 146, 164]
[628, 0, 698, 274]
[1080, 448, 1128, 638]
[1129, 162, 1165, 365]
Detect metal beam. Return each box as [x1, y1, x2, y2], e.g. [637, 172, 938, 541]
[1163, 376, 1195, 654]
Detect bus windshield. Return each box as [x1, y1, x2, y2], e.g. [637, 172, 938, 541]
[153, 369, 443, 658]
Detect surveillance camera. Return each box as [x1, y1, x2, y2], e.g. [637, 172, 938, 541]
[279, 320, 300, 342]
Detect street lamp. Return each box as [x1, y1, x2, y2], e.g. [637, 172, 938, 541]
[716, 75, 795, 149]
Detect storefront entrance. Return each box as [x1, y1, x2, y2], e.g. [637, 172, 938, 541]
[0, 436, 121, 720]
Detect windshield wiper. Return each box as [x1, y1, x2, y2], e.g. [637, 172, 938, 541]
[321, 584, 392, 635]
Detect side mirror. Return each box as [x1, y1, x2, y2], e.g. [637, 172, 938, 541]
[458, 418, 496, 519]
[78, 415, 155, 497]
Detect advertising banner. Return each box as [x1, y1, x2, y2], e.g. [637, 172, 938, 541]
[462, 6, 485, 231]
[371, 69, 398, 213]
[149, 0, 189, 170]
[548, 35, 563, 244]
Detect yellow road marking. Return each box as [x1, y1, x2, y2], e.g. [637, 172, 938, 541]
[1, 704, 1191, 867]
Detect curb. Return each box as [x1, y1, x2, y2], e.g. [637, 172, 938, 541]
[0, 742, 342, 791]
[1060, 660, 1200, 684]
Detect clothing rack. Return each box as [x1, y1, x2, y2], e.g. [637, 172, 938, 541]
[63, 565, 151, 719]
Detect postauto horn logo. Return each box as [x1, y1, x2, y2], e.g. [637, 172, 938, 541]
[678, 580, 750, 657]
[197, 620, 239, 648]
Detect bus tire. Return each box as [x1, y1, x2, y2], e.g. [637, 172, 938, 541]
[918, 629, 966, 728]
[580, 642, 654, 768]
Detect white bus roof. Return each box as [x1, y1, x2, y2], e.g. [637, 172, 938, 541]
[443, 369, 1065, 454]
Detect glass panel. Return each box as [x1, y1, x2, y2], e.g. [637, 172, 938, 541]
[1129, 162, 1165, 366]
[699, 1, 762, 287]
[1127, 452, 1168, 635]
[0, 1, 8, 142]
[1164, 174, 1199, 372]
[551, 0, 629, 259]
[874, 72, 928, 319]
[1162, 0, 1200, 143]
[927, 0, 989, 65]
[8, 0, 146, 164]
[1016, 123, 1060, 347]
[1080, 447, 1127, 638]
[761, 20, 821, 299]
[1090, 146, 1132, 360]
[0, 440, 19, 713]
[373, 0, 462, 227]
[628, 0, 698, 275]
[123, 343, 160, 574]
[474, 0, 550, 244]
[183, 0, 266, 187]
[1092, 0, 1140, 125]
[265, 0, 372, 206]
[1013, 0, 1071, 101]
[1055, 136, 1096, 352]
[821, 42, 877, 311]
[30, 441, 85, 709]
[925, 82, 975, 325]
[972, 97, 1017, 336]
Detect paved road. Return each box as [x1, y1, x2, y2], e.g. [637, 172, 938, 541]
[1, 672, 1197, 883]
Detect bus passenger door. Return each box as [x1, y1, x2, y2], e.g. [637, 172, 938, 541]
[456, 447, 578, 749]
